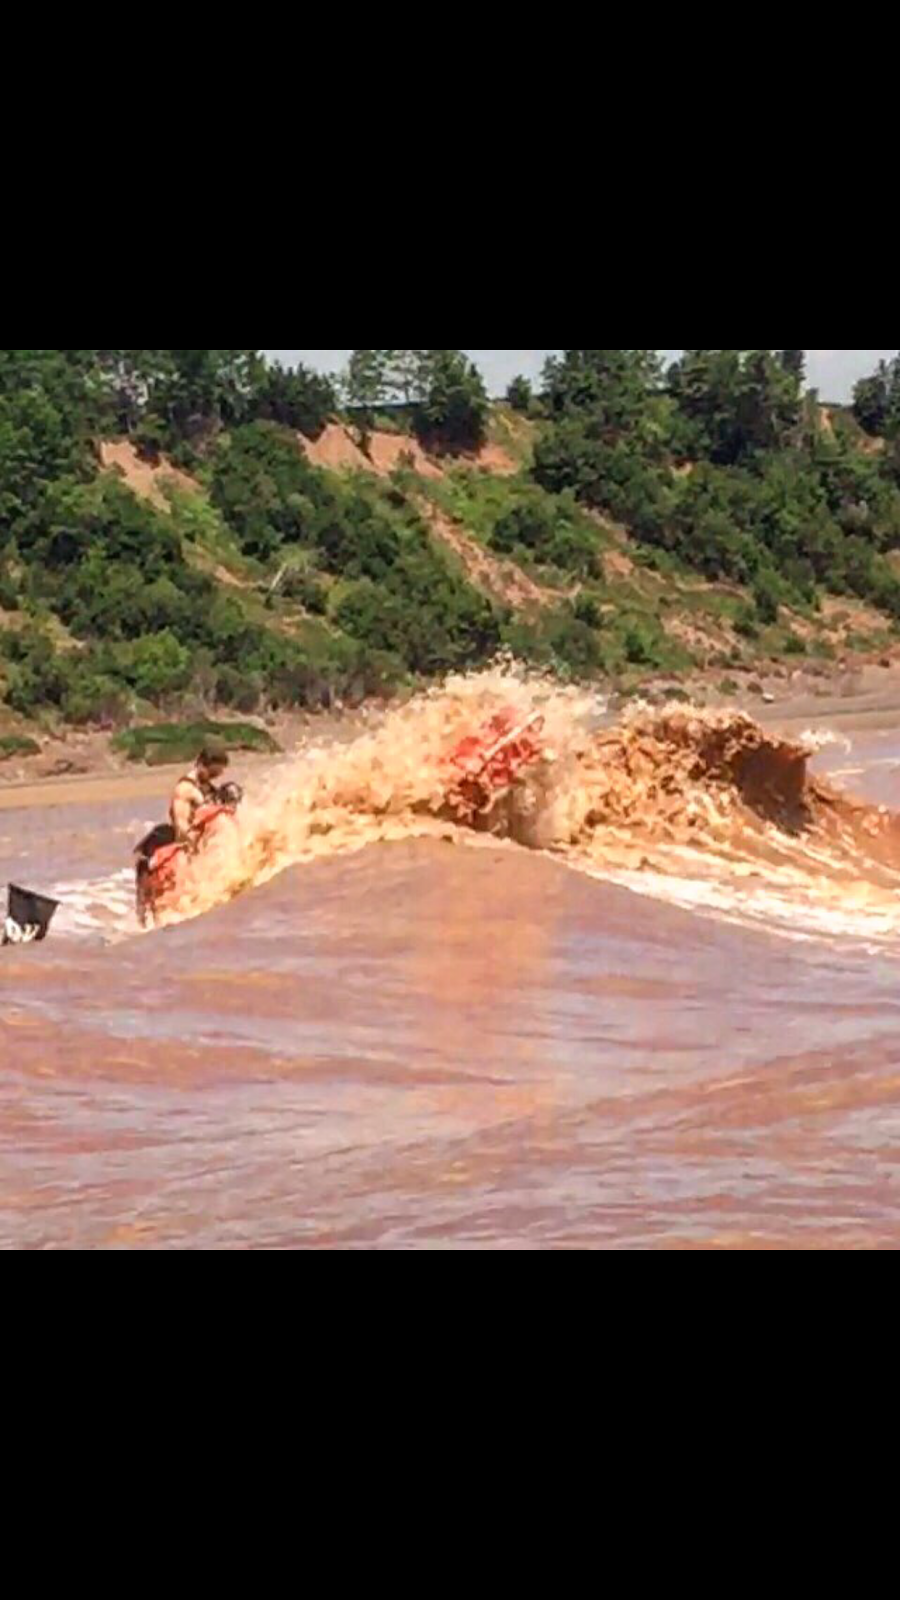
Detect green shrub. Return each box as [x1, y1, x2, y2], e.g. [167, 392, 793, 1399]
[316, 501, 403, 581]
[63, 671, 130, 726]
[113, 719, 280, 766]
[414, 351, 489, 453]
[490, 500, 551, 556]
[133, 417, 166, 463]
[252, 361, 335, 437]
[502, 607, 602, 678]
[1, 627, 72, 715]
[0, 567, 18, 609]
[573, 594, 602, 628]
[109, 631, 193, 699]
[752, 569, 783, 625]
[209, 422, 326, 559]
[167, 438, 201, 473]
[623, 618, 661, 666]
[277, 570, 328, 614]
[734, 605, 760, 640]
[214, 666, 264, 714]
[0, 733, 40, 759]
[491, 498, 599, 577]
[336, 550, 500, 676]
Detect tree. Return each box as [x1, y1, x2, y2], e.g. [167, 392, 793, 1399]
[506, 375, 533, 413]
[336, 548, 499, 674]
[883, 360, 896, 438]
[780, 350, 806, 386]
[502, 607, 602, 677]
[387, 351, 429, 405]
[93, 350, 173, 434]
[543, 350, 662, 431]
[114, 630, 193, 698]
[0, 366, 97, 547]
[737, 349, 802, 454]
[668, 349, 800, 464]
[752, 568, 782, 625]
[209, 421, 326, 558]
[854, 369, 888, 436]
[883, 434, 900, 489]
[853, 357, 900, 438]
[344, 350, 391, 415]
[414, 350, 489, 453]
[156, 350, 264, 437]
[2, 625, 74, 715]
[490, 494, 598, 576]
[343, 350, 428, 409]
[253, 361, 335, 437]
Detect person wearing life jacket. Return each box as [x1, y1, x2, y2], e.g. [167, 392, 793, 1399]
[133, 739, 234, 925]
[170, 739, 231, 847]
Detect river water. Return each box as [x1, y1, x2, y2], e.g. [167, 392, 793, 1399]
[3, 670, 900, 1249]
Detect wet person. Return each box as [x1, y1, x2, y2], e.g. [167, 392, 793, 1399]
[170, 739, 232, 845]
[134, 739, 236, 924]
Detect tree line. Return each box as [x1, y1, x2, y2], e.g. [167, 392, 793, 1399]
[3, 348, 900, 733]
[0, 350, 498, 725]
[342, 349, 489, 452]
[517, 349, 900, 625]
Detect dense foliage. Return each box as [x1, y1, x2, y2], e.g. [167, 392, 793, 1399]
[489, 491, 600, 578]
[343, 350, 489, 452]
[3, 349, 900, 733]
[853, 355, 900, 442]
[0, 352, 501, 724]
[98, 349, 336, 455]
[533, 349, 900, 622]
[506, 375, 534, 413]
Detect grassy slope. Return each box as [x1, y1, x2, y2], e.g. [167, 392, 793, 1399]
[411, 454, 895, 687]
[90, 414, 900, 688]
[4, 410, 898, 749]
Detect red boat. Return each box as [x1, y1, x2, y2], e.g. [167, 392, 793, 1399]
[135, 785, 243, 926]
[444, 707, 546, 823]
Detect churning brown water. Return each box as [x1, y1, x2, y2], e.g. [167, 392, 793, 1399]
[4, 668, 900, 1250]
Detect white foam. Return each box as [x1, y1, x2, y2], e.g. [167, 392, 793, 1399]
[49, 868, 137, 939]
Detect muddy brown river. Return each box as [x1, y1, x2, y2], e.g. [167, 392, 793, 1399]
[3, 673, 900, 1249]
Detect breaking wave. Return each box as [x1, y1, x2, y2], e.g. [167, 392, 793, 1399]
[49, 666, 900, 948]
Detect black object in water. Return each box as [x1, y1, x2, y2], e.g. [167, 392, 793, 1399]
[3, 884, 61, 946]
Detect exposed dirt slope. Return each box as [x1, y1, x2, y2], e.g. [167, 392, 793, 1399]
[416, 499, 557, 612]
[299, 423, 516, 479]
[99, 441, 200, 510]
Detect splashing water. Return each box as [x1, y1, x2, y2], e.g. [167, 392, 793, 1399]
[539, 701, 900, 947]
[151, 666, 600, 927]
[49, 666, 900, 949]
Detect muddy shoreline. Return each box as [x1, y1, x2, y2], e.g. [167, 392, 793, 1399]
[0, 708, 354, 810]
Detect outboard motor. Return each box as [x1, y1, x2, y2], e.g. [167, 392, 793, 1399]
[3, 884, 61, 946]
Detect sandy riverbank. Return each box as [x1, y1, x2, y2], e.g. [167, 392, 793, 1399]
[0, 743, 305, 813]
[0, 708, 332, 809]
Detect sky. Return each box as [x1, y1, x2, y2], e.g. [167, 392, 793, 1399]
[263, 349, 898, 402]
